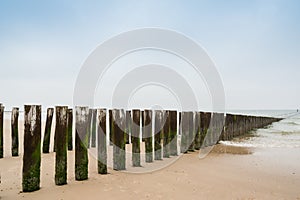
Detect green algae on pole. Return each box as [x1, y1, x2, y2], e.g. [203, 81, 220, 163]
[212, 113, 224, 144]
[194, 112, 201, 150]
[22, 105, 41, 192]
[67, 109, 73, 151]
[91, 109, 97, 148]
[75, 106, 89, 181]
[87, 109, 92, 148]
[144, 109, 153, 163]
[188, 112, 195, 152]
[132, 109, 141, 167]
[125, 110, 131, 144]
[163, 111, 170, 158]
[202, 112, 211, 147]
[109, 109, 113, 146]
[169, 110, 178, 156]
[11, 107, 19, 156]
[223, 114, 233, 141]
[98, 109, 107, 174]
[55, 106, 68, 185]
[141, 110, 145, 142]
[180, 111, 189, 153]
[42, 108, 54, 153]
[154, 110, 163, 160]
[0, 104, 4, 158]
[112, 109, 126, 170]
[179, 112, 182, 136]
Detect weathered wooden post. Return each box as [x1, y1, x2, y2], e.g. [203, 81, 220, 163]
[180, 111, 189, 153]
[55, 106, 68, 185]
[212, 113, 224, 144]
[154, 110, 163, 160]
[67, 109, 73, 151]
[141, 110, 145, 142]
[244, 116, 249, 134]
[125, 110, 131, 144]
[218, 113, 225, 143]
[188, 112, 195, 151]
[91, 109, 97, 148]
[194, 112, 201, 150]
[238, 115, 244, 136]
[233, 115, 238, 137]
[229, 114, 235, 140]
[75, 106, 89, 181]
[224, 114, 232, 140]
[163, 110, 170, 158]
[109, 109, 113, 146]
[179, 112, 182, 135]
[202, 112, 211, 147]
[87, 109, 92, 148]
[144, 109, 153, 162]
[132, 109, 141, 167]
[11, 107, 19, 156]
[113, 109, 126, 170]
[22, 105, 41, 192]
[219, 115, 225, 141]
[0, 104, 4, 159]
[98, 109, 107, 174]
[169, 110, 178, 156]
[42, 108, 54, 153]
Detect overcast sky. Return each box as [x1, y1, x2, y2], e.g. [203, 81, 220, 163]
[0, 0, 299, 111]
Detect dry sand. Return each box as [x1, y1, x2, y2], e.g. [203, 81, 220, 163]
[1, 119, 300, 200]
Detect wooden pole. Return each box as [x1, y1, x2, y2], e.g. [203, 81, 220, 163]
[194, 112, 201, 150]
[11, 107, 19, 156]
[132, 109, 141, 167]
[98, 109, 107, 174]
[109, 109, 113, 146]
[125, 110, 131, 144]
[202, 112, 211, 147]
[0, 104, 4, 159]
[141, 110, 145, 142]
[180, 111, 189, 153]
[223, 114, 231, 140]
[154, 110, 163, 160]
[144, 109, 153, 162]
[179, 112, 182, 136]
[67, 109, 73, 151]
[91, 109, 97, 148]
[188, 112, 195, 151]
[163, 110, 170, 158]
[169, 110, 178, 156]
[233, 115, 238, 137]
[112, 109, 126, 170]
[55, 106, 68, 185]
[22, 105, 41, 192]
[42, 108, 54, 153]
[75, 106, 89, 181]
[87, 109, 92, 148]
[218, 113, 225, 143]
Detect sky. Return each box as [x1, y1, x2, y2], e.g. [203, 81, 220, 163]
[0, 0, 299, 111]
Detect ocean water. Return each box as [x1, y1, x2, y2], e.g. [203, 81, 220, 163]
[221, 110, 300, 148]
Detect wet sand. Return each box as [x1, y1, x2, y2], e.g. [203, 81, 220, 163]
[1, 119, 300, 199]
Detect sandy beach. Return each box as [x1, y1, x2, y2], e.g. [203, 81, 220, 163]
[1, 118, 300, 200]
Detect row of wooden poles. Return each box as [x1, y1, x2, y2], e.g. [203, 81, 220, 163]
[0, 103, 282, 192]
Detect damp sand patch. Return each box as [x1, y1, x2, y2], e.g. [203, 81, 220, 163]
[210, 144, 254, 155]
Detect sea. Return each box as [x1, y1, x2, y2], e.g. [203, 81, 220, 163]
[220, 110, 300, 148]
